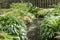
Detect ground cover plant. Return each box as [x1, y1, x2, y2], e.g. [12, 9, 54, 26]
[0, 13, 27, 40]
[26, 2, 60, 40]
[0, 3, 40, 40]
[1, 2, 60, 40]
[38, 2, 60, 40]
[5, 3, 40, 23]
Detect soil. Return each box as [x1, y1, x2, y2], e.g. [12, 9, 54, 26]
[26, 16, 44, 40]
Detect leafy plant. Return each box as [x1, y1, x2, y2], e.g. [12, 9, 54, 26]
[0, 14, 27, 40]
[10, 3, 39, 14]
[0, 31, 20, 40]
[39, 16, 60, 40]
[3, 3, 39, 23]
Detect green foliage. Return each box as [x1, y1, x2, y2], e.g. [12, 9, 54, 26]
[11, 3, 39, 14]
[40, 16, 60, 40]
[0, 3, 40, 40]
[0, 31, 19, 40]
[40, 26, 54, 40]
[39, 16, 59, 40]
[4, 3, 40, 22]
[0, 14, 27, 40]
[43, 16, 60, 29]
[37, 9, 54, 16]
[11, 3, 31, 11]
[37, 3, 60, 17]
[2, 2, 60, 40]
[39, 2, 60, 40]
[51, 3, 60, 39]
